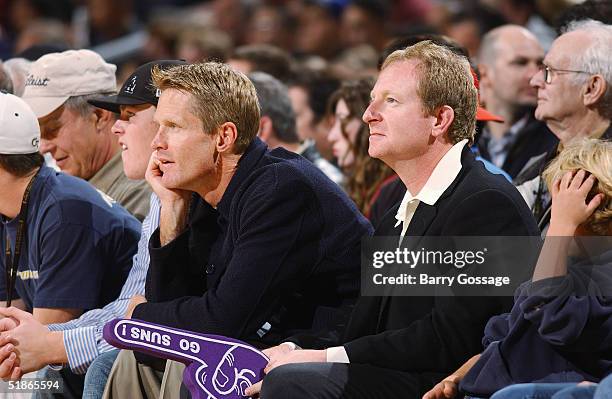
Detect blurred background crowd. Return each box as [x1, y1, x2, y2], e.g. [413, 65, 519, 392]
[1, 0, 611, 84]
[0, 0, 611, 220]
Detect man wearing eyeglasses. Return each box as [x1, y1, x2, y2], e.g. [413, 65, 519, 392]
[476, 25, 558, 179]
[515, 18, 612, 232]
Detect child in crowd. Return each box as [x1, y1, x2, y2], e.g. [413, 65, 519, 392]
[424, 138, 612, 399]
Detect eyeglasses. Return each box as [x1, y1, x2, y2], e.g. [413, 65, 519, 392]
[541, 64, 591, 84]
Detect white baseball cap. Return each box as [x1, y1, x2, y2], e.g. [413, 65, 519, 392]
[0, 92, 41, 155]
[22, 49, 117, 118]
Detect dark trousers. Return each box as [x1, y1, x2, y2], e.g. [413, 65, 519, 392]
[261, 362, 446, 399]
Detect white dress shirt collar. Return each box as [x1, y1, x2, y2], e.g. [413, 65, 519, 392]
[394, 139, 468, 233]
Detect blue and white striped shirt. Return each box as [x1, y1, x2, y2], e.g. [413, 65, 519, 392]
[47, 194, 160, 374]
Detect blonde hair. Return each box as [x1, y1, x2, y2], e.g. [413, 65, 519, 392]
[543, 138, 612, 235]
[152, 62, 260, 154]
[382, 41, 477, 144]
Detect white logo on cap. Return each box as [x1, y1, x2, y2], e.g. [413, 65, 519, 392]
[125, 76, 137, 94]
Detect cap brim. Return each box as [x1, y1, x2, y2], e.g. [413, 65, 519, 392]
[88, 95, 148, 114]
[22, 96, 69, 118]
[476, 106, 504, 123]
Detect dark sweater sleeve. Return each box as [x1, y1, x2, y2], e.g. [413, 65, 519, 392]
[144, 228, 196, 302]
[518, 265, 612, 350]
[143, 198, 218, 302]
[345, 189, 536, 371]
[482, 312, 511, 349]
[133, 170, 320, 338]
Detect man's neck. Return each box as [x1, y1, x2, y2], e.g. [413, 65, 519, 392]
[0, 168, 39, 219]
[390, 142, 454, 196]
[277, 142, 301, 153]
[548, 112, 610, 144]
[485, 99, 531, 140]
[88, 135, 120, 180]
[265, 137, 301, 153]
[197, 153, 242, 209]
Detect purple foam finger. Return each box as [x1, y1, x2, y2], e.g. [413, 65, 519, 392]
[103, 318, 269, 399]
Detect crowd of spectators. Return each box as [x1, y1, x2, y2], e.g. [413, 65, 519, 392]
[1, 0, 610, 80]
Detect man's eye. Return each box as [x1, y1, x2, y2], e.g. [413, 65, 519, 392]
[386, 97, 397, 103]
[41, 128, 58, 140]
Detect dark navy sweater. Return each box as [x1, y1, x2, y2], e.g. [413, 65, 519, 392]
[133, 138, 372, 352]
[461, 247, 612, 397]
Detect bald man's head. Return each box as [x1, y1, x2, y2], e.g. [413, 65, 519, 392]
[478, 25, 544, 110]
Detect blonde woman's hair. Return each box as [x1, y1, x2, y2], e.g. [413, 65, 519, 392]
[382, 40, 477, 144]
[152, 62, 260, 154]
[543, 138, 612, 235]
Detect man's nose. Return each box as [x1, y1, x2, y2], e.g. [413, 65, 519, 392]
[362, 102, 379, 123]
[112, 119, 127, 136]
[39, 138, 55, 155]
[530, 68, 545, 88]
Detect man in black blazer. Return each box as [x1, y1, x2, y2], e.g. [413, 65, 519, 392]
[248, 41, 539, 399]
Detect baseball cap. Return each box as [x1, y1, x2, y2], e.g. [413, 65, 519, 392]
[476, 106, 505, 123]
[0, 92, 41, 155]
[22, 49, 117, 118]
[88, 60, 187, 113]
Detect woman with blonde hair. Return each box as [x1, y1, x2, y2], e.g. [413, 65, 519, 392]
[424, 138, 612, 399]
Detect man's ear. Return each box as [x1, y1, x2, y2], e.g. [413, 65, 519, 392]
[431, 105, 455, 140]
[583, 74, 607, 108]
[93, 109, 116, 133]
[477, 63, 488, 80]
[216, 122, 239, 153]
[257, 116, 273, 143]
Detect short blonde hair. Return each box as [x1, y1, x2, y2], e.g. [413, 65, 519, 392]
[152, 62, 260, 154]
[382, 41, 477, 144]
[543, 138, 612, 235]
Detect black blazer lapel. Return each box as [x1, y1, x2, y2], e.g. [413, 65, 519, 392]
[376, 148, 474, 324]
[376, 202, 437, 320]
[405, 202, 437, 237]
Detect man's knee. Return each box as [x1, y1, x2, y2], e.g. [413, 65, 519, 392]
[261, 363, 341, 399]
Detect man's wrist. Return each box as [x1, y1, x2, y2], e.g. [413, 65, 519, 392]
[159, 200, 190, 245]
[44, 331, 68, 365]
[443, 374, 461, 383]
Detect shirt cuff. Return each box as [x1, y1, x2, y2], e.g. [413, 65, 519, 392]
[281, 342, 300, 351]
[326, 346, 350, 363]
[63, 326, 99, 374]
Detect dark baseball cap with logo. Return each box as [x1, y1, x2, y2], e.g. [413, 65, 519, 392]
[88, 60, 186, 113]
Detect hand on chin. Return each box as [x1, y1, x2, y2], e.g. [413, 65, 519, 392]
[146, 154, 191, 204]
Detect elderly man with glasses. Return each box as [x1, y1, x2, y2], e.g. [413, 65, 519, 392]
[515, 18, 612, 233]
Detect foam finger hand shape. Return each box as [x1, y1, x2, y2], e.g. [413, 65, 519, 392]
[103, 318, 269, 399]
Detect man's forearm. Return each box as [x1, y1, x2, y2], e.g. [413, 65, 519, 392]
[159, 199, 190, 246]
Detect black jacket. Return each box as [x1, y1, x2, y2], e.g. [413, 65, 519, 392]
[477, 113, 558, 179]
[132, 138, 372, 354]
[299, 148, 540, 376]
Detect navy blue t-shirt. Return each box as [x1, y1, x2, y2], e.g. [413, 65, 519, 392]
[0, 166, 141, 311]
